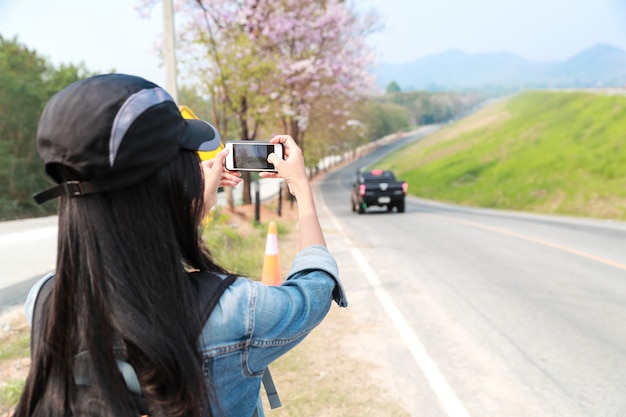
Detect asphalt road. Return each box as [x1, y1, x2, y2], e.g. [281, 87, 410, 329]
[314, 132, 626, 417]
[0, 216, 57, 306]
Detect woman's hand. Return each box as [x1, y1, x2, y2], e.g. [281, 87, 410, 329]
[259, 135, 308, 198]
[202, 148, 241, 209]
[260, 135, 326, 249]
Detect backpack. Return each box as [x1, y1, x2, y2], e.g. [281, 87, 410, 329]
[30, 271, 280, 416]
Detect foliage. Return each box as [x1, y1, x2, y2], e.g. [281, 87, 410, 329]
[173, 0, 378, 141]
[354, 90, 483, 141]
[0, 309, 30, 413]
[0, 35, 93, 220]
[0, 379, 25, 410]
[364, 100, 411, 139]
[139, 0, 378, 203]
[247, 0, 378, 145]
[0, 331, 30, 362]
[376, 91, 626, 220]
[178, 85, 214, 120]
[384, 90, 484, 126]
[386, 81, 401, 93]
[202, 207, 268, 277]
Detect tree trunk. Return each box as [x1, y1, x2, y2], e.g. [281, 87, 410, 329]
[238, 96, 254, 205]
[225, 186, 234, 212]
[242, 172, 252, 205]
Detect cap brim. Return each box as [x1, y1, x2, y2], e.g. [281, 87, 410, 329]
[179, 119, 222, 152]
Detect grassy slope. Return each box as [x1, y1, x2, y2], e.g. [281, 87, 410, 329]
[377, 91, 626, 220]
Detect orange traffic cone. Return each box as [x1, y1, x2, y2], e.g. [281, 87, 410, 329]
[261, 221, 282, 286]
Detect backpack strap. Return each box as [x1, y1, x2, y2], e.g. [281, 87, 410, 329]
[29, 272, 236, 411]
[189, 272, 282, 415]
[251, 369, 282, 417]
[29, 272, 280, 415]
[187, 271, 238, 329]
[261, 367, 282, 409]
[30, 274, 55, 356]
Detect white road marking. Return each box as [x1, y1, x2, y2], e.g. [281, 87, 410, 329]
[349, 247, 472, 417]
[324, 208, 472, 417]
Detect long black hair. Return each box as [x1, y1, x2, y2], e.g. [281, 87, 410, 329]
[15, 150, 225, 417]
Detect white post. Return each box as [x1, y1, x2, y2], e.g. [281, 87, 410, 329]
[163, 0, 178, 103]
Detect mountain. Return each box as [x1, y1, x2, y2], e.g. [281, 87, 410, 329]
[375, 44, 626, 91]
[543, 44, 626, 87]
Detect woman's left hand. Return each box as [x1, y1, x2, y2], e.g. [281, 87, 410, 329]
[202, 148, 241, 209]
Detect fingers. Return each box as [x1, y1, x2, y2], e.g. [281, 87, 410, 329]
[268, 135, 299, 160]
[202, 148, 241, 188]
[219, 171, 241, 187]
[218, 135, 302, 185]
[266, 152, 283, 168]
[259, 171, 279, 179]
[209, 148, 228, 172]
[262, 135, 308, 196]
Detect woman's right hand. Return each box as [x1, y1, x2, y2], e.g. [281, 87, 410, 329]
[260, 135, 326, 249]
[260, 135, 309, 198]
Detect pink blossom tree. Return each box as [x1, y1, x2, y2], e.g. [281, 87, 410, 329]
[239, 0, 379, 153]
[139, 0, 378, 202]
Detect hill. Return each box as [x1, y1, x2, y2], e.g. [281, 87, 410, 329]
[375, 44, 626, 91]
[375, 91, 626, 220]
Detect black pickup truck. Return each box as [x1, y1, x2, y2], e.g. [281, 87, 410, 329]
[351, 169, 407, 214]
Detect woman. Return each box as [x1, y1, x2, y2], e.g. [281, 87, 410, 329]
[15, 74, 346, 417]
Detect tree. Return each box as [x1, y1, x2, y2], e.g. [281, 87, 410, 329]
[0, 35, 91, 219]
[384, 90, 484, 126]
[139, 0, 378, 203]
[366, 100, 411, 139]
[246, 0, 378, 153]
[386, 81, 401, 93]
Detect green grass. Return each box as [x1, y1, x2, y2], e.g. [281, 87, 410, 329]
[0, 324, 30, 411]
[202, 207, 290, 278]
[0, 332, 29, 362]
[377, 91, 626, 220]
[202, 208, 266, 278]
[1, 380, 25, 409]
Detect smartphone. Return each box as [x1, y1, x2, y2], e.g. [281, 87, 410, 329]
[224, 140, 284, 172]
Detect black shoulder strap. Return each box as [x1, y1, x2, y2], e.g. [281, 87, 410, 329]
[30, 274, 55, 356]
[31, 272, 237, 350]
[29, 272, 279, 414]
[189, 272, 281, 415]
[187, 271, 238, 329]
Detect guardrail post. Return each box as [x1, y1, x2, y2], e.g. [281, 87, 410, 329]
[254, 181, 260, 225]
[277, 184, 282, 217]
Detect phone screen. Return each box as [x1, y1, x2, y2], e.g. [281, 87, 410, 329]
[233, 143, 275, 170]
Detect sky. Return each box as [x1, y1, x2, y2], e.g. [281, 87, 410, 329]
[2, 0, 626, 89]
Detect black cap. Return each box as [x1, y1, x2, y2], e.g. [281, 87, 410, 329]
[34, 73, 222, 204]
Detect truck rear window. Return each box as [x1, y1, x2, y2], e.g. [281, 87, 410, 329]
[361, 171, 395, 180]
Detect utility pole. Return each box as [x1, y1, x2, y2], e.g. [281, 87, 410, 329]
[163, 0, 178, 103]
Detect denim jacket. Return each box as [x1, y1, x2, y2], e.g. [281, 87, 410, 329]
[201, 244, 346, 416]
[25, 244, 347, 417]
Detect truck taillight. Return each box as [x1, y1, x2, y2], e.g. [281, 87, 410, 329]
[402, 182, 408, 194]
[359, 184, 366, 196]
